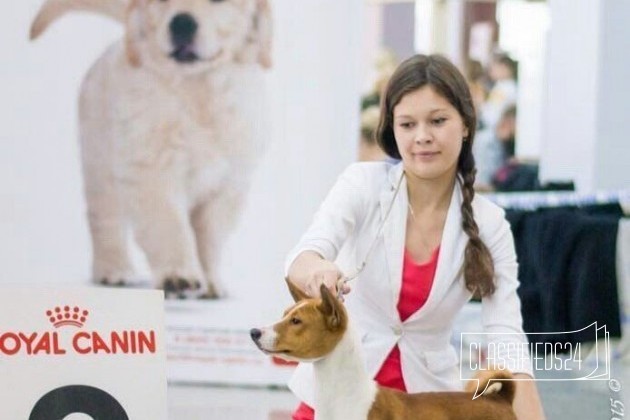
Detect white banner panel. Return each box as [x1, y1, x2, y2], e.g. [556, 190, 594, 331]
[165, 299, 295, 387]
[0, 287, 167, 420]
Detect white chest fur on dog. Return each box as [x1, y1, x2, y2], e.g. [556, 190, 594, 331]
[312, 325, 378, 420]
[31, 0, 273, 298]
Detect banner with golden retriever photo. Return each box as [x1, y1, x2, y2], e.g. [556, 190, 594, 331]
[5, 0, 362, 387]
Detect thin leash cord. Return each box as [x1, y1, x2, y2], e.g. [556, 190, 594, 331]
[337, 171, 405, 299]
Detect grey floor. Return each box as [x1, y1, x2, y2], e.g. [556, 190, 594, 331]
[167, 363, 629, 420]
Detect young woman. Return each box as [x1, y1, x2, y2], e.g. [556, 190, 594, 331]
[285, 54, 545, 420]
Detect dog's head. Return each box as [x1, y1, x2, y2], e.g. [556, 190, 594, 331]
[250, 279, 348, 363]
[126, 0, 272, 71]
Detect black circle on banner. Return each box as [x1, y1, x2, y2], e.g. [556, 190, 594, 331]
[29, 385, 129, 420]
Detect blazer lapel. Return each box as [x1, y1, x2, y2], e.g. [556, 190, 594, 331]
[380, 164, 407, 319]
[406, 180, 467, 322]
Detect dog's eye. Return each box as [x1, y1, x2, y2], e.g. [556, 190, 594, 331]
[290, 317, 302, 325]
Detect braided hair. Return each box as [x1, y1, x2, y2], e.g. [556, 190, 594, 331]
[376, 54, 495, 296]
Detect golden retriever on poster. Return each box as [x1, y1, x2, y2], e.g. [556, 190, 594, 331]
[30, 0, 273, 298]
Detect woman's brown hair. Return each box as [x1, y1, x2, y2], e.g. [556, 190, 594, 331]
[376, 54, 496, 296]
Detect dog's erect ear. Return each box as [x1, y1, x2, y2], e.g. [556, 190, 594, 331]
[125, 0, 149, 67]
[237, 0, 273, 68]
[319, 284, 344, 331]
[285, 278, 309, 303]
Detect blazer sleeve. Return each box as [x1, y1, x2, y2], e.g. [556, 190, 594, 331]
[284, 163, 369, 273]
[480, 207, 534, 378]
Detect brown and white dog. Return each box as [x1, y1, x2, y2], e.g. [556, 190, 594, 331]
[251, 280, 517, 420]
[30, 0, 272, 298]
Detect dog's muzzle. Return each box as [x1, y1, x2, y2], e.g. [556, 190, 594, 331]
[250, 328, 273, 353]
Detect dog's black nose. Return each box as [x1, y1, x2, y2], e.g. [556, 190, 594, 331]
[250, 328, 262, 341]
[169, 13, 198, 45]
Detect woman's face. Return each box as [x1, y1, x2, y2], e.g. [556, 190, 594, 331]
[392, 85, 468, 183]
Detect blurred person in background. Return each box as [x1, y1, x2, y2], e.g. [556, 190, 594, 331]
[361, 49, 399, 111]
[358, 106, 390, 162]
[491, 105, 541, 192]
[480, 52, 518, 131]
[474, 52, 518, 189]
[465, 59, 488, 115]
[496, 104, 516, 160]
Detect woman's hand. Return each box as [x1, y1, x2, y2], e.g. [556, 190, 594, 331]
[304, 259, 351, 298]
[287, 251, 351, 298]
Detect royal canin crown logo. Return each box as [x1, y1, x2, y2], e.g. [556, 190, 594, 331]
[46, 306, 89, 328]
[0, 304, 156, 357]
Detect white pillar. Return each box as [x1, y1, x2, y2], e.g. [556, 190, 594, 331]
[540, 0, 630, 192]
[362, 2, 384, 93]
[414, 0, 464, 68]
[415, 0, 435, 54]
[496, 1, 550, 160]
[593, 0, 630, 191]
[445, 0, 465, 67]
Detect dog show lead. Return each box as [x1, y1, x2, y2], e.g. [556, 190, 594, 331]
[284, 54, 545, 420]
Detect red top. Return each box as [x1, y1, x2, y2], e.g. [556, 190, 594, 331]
[373, 246, 440, 392]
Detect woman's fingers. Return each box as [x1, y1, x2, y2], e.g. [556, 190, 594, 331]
[322, 271, 340, 295]
[306, 269, 344, 297]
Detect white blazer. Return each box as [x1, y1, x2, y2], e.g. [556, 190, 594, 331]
[285, 161, 532, 407]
